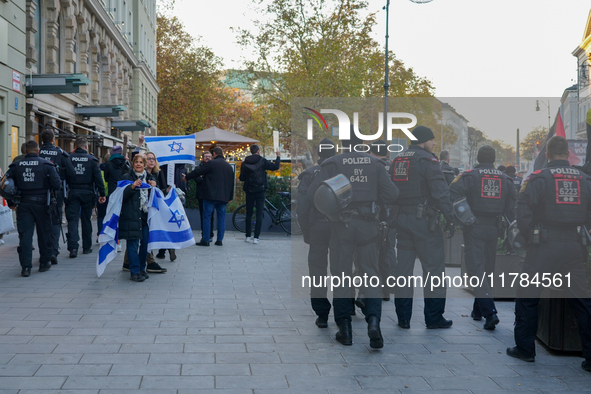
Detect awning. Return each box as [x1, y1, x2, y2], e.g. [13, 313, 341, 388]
[74, 105, 128, 118]
[194, 126, 259, 151]
[111, 120, 151, 131]
[26, 73, 92, 95]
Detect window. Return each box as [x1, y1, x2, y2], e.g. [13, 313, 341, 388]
[33, 0, 43, 73]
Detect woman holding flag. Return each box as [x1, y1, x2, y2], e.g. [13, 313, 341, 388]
[119, 154, 156, 282]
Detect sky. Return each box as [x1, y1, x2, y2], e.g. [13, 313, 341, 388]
[171, 0, 591, 144]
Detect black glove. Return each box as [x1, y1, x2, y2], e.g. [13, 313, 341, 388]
[445, 222, 455, 239]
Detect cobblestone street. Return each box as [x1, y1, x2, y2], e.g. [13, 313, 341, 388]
[0, 227, 590, 393]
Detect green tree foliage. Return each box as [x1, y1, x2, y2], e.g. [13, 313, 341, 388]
[236, 0, 441, 151]
[520, 126, 548, 161]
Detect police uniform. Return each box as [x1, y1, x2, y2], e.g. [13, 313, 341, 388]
[65, 148, 105, 256]
[450, 149, 516, 328]
[376, 155, 398, 298]
[390, 126, 454, 329]
[508, 159, 591, 365]
[441, 161, 456, 185]
[297, 140, 335, 327]
[307, 140, 399, 348]
[6, 153, 61, 275]
[38, 142, 75, 260]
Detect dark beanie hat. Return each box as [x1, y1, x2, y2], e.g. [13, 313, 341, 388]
[477, 145, 496, 164]
[410, 126, 435, 144]
[505, 165, 516, 174]
[370, 139, 388, 156]
[318, 138, 336, 158]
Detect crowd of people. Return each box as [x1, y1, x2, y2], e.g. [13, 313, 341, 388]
[297, 125, 591, 372]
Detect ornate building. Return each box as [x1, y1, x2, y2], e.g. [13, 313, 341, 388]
[573, 9, 591, 140]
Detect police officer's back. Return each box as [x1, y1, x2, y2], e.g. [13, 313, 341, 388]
[390, 126, 454, 329]
[505, 165, 522, 190]
[307, 132, 398, 348]
[507, 136, 591, 371]
[65, 137, 106, 257]
[296, 138, 335, 329]
[450, 145, 517, 330]
[439, 150, 457, 185]
[38, 130, 75, 263]
[6, 140, 60, 276]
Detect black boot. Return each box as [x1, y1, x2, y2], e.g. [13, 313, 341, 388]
[367, 316, 384, 349]
[335, 320, 353, 346]
[483, 313, 499, 330]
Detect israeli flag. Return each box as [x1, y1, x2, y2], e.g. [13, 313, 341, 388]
[96, 180, 151, 277]
[144, 135, 196, 165]
[147, 186, 195, 251]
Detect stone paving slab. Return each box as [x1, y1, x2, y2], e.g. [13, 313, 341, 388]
[0, 226, 590, 392]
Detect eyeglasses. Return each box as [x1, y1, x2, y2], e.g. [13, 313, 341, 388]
[146, 157, 156, 161]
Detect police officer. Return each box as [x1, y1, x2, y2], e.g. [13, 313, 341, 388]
[38, 129, 75, 264]
[390, 126, 455, 329]
[450, 145, 517, 330]
[297, 138, 336, 328]
[505, 165, 522, 190]
[507, 136, 591, 372]
[65, 137, 106, 258]
[307, 131, 399, 348]
[369, 140, 397, 302]
[6, 140, 61, 276]
[439, 150, 457, 185]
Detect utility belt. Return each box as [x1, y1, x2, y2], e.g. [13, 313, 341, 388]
[398, 204, 438, 218]
[69, 184, 94, 191]
[529, 224, 581, 244]
[341, 202, 380, 222]
[19, 194, 46, 204]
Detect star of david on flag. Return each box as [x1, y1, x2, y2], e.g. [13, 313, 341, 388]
[168, 209, 185, 229]
[168, 141, 184, 154]
[144, 135, 196, 166]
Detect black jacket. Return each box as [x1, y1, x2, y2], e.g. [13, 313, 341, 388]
[441, 161, 457, 185]
[104, 155, 130, 196]
[118, 170, 155, 240]
[185, 155, 235, 203]
[191, 161, 208, 200]
[239, 155, 280, 193]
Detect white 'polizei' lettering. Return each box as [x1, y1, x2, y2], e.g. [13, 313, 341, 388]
[550, 168, 579, 175]
[343, 157, 371, 165]
[71, 156, 89, 162]
[39, 150, 57, 156]
[18, 161, 38, 166]
[478, 169, 503, 175]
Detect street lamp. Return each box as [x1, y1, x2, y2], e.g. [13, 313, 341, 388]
[383, 0, 433, 156]
[535, 99, 551, 132]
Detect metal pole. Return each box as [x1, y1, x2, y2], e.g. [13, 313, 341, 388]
[383, 0, 390, 151]
[547, 100, 551, 132]
[516, 128, 520, 170]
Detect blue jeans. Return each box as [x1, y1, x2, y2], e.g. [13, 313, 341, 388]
[203, 200, 226, 242]
[126, 224, 149, 276]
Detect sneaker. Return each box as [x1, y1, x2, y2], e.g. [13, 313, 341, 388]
[253, 238, 259, 244]
[169, 249, 177, 262]
[122, 263, 130, 272]
[245, 236, 253, 243]
[130, 274, 145, 282]
[146, 262, 167, 273]
[140, 271, 149, 279]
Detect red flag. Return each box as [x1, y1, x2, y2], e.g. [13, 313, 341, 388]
[556, 111, 566, 138]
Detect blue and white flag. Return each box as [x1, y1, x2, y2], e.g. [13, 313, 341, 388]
[144, 135, 196, 166]
[96, 180, 151, 277]
[147, 186, 195, 251]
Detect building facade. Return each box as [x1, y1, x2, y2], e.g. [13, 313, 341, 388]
[441, 102, 469, 171]
[0, 0, 158, 169]
[0, 0, 26, 173]
[573, 9, 591, 140]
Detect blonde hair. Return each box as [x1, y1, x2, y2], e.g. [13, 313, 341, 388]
[146, 151, 160, 173]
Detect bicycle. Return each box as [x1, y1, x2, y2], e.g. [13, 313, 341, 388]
[232, 192, 302, 235]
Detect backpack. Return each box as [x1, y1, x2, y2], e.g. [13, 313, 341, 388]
[244, 160, 266, 193]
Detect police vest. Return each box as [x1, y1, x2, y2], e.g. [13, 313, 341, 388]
[39, 144, 67, 180]
[512, 176, 522, 189]
[536, 167, 589, 225]
[391, 148, 431, 205]
[69, 152, 95, 185]
[13, 157, 51, 194]
[461, 168, 507, 215]
[378, 158, 391, 173]
[328, 152, 378, 204]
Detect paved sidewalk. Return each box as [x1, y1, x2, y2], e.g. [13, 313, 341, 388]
[0, 225, 589, 393]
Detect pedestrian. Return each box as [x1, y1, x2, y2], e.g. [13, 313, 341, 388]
[450, 145, 517, 330]
[505, 165, 522, 190]
[390, 126, 455, 329]
[5, 140, 61, 276]
[104, 145, 131, 253]
[183, 147, 234, 246]
[119, 154, 156, 282]
[439, 150, 457, 185]
[239, 145, 281, 244]
[96, 152, 110, 243]
[38, 129, 75, 264]
[191, 151, 215, 245]
[296, 138, 335, 328]
[307, 130, 399, 348]
[146, 151, 173, 268]
[507, 136, 591, 372]
[11, 142, 27, 163]
[65, 137, 106, 258]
